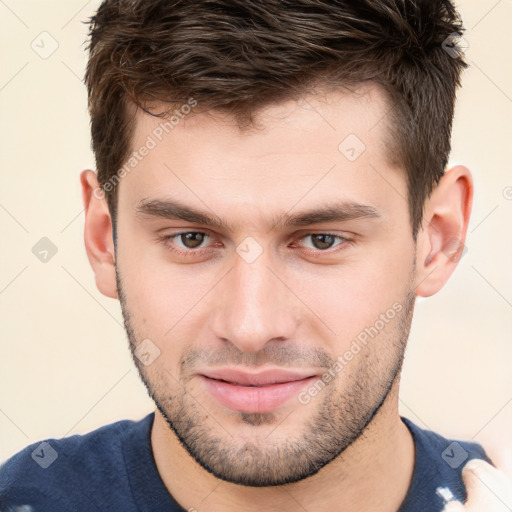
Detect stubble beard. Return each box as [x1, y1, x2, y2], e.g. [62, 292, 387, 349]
[115, 265, 416, 487]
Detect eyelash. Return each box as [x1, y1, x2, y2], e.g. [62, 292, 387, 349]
[156, 230, 354, 259]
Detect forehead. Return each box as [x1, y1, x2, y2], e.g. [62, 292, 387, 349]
[133, 83, 394, 158]
[118, 83, 405, 225]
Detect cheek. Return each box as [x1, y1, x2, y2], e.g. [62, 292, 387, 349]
[121, 259, 220, 356]
[290, 239, 414, 346]
[122, 233, 204, 312]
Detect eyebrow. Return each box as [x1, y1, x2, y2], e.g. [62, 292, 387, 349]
[135, 198, 381, 231]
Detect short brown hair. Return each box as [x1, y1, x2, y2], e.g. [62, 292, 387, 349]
[84, 0, 468, 238]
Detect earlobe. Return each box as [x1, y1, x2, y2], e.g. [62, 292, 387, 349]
[415, 165, 473, 298]
[80, 169, 118, 299]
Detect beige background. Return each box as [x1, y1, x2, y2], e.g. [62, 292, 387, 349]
[0, 0, 511, 463]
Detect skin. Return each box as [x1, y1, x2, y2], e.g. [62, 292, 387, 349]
[81, 83, 475, 511]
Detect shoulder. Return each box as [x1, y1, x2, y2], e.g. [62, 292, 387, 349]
[402, 416, 492, 466]
[0, 414, 154, 511]
[399, 417, 493, 511]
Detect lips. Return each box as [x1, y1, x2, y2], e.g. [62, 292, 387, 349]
[198, 368, 318, 413]
[199, 368, 315, 387]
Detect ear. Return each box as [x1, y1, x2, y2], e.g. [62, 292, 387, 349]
[415, 165, 473, 298]
[80, 170, 118, 299]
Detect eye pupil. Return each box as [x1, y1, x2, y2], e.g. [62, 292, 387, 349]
[181, 232, 205, 249]
[311, 234, 335, 250]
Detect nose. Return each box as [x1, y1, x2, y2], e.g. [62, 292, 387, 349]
[210, 244, 300, 353]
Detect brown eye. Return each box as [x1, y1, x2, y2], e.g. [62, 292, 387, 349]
[157, 230, 215, 258]
[309, 234, 337, 250]
[299, 233, 345, 251]
[179, 232, 206, 249]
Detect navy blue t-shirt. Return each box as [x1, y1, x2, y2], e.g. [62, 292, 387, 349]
[0, 413, 492, 511]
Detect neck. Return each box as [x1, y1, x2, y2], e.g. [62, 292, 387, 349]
[151, 378, 415, 512]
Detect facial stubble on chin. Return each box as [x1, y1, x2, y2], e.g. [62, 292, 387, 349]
[114, 263, 416, 487]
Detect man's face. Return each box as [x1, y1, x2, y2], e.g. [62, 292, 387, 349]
[114, 84, 418, 486]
